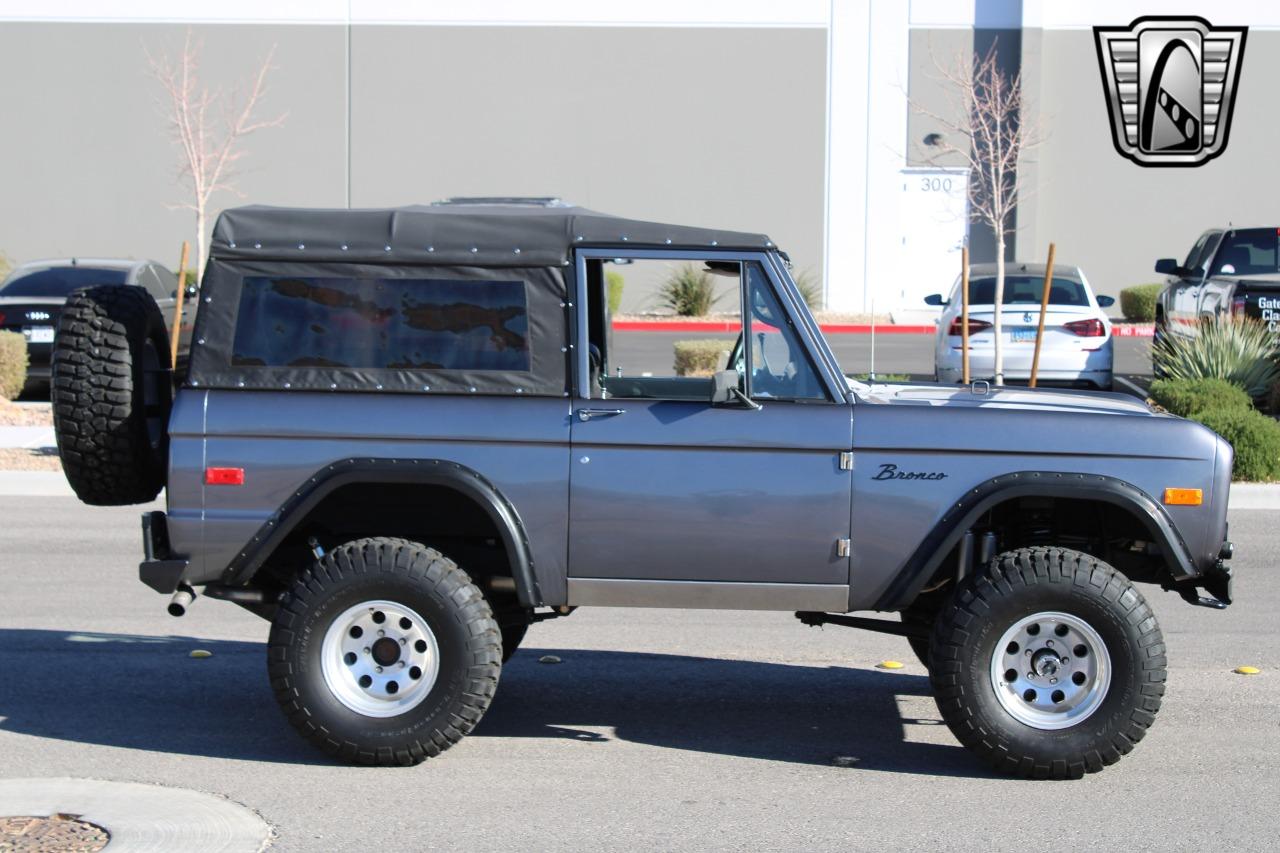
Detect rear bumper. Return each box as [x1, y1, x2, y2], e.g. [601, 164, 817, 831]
[139, 511, 189, 594]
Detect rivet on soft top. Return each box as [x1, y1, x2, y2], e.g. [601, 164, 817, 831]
[384, 245, 391, 252]
[284, 382, 291, 389]
[470, 247, 479, 253]
[298, 243, 306, 250]
[710, 240, 718, 246]
[515, 388, 524, 394]
[469, 387, 477, 393]
[237, 380, 245, 388]
[427, 246, 435, 252]
[575, 236, 583, 242]
[766, 241, 773, 247]
[196, 338, 205, 345]
[204, 296, 212, 303]
[254, 242, 262, 249]
[375, 384, 383, 390]
[423, 385, 431, 391]
[229, 242, 237, 248]
[513, 248, 521, 254]
[621, 235, 628, 241]
[341, 244, 348, 251]
[330, 383, 337, 390]
[665, 238, 673, 244]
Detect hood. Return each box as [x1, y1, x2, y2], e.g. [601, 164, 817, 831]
[851, 380, 1156, 416]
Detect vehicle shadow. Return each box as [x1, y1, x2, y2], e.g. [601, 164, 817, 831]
[0, 629, 988, 777]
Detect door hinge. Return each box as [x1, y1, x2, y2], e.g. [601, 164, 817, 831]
[839, 451, 854, 471]
[837, 538, 851, 557]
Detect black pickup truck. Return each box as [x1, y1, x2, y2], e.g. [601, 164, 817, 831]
[1155, 227, 1280, 341]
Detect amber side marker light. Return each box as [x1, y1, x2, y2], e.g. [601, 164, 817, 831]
[1163, 488, 1203, 506]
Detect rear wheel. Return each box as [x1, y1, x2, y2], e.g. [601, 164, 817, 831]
[930, 547, 1165, 779]
[268, 538, 501, 766]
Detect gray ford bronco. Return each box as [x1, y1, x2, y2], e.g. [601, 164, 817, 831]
[50, 199, 1235, 778]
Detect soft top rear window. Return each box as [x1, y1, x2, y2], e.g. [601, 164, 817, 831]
[0, 267, 128, 297]
[963, 276, 1088, 307]
[231, 275, 531, 371]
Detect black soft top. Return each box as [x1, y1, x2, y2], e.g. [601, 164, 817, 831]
[210, 202, 775, 267]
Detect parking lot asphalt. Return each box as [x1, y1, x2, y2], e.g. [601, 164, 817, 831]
[612, 331, 1154, 395]
[1, 497, 1275, 851]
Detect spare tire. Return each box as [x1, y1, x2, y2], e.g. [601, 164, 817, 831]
[52, 285, 173, 505]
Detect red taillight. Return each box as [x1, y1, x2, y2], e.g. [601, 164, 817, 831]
[1232, 296, 1247, 317]
[0, 311, 6, 325]
[1063, 318, 1106, 337]
[205, 467, 245, 486]
[947, 317, 992, 336]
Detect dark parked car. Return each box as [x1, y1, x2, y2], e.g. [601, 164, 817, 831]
[49, 200, 1234, 778]
[0, 258, 190, 392]
[1155, 227, 1280, 340]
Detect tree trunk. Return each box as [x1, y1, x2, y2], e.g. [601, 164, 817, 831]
[194, 207, 207, 286]
[992, 236, 1006, 386]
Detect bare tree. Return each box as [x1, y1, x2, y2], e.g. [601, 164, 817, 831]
[911, 44, 1043, 385]
[146, 30, 286, 282]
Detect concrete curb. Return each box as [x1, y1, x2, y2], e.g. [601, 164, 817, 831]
[0, 777, 272, 853]
[0, 470, 1276, 507]
[0, 426, 55, 449]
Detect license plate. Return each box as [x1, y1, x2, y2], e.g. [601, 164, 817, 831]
[1011, 327, 1038, 343]
[22, 326, 54, 344]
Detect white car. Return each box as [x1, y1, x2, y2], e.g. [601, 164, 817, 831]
[924, 262, 1115, 391]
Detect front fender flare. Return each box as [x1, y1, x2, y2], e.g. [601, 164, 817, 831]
[874, 471, 1198, 611]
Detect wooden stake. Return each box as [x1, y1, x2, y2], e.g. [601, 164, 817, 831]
[1029, 242, 1056, 389]
[961, 245, 971, 384]
[170, 240, 190, 367]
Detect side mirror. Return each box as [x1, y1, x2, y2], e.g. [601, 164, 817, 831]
[711, 370, 740, 405]
[1154, 258, 1179, 275]
[923, 293, 947, 306]
[1096, 294, 1116, 308]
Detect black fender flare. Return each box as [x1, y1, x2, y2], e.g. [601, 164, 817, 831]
[219, 457, 542, 608]
[875, 471, 1199, 611]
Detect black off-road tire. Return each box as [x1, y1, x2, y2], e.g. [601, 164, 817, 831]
[52, 285, 172, 505]
[900, 603, 938, 668]
[500, 623, 529, 662]
[268, 537, 501, 766]
[930, 547, 1165, 779]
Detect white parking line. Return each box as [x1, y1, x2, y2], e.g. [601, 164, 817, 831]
[1115, 376, 1149, 398]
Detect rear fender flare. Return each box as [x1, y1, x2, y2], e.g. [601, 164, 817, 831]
[219, 457, 541, 607]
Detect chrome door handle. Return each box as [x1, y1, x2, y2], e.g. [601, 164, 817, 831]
[577, 408, 627, 422]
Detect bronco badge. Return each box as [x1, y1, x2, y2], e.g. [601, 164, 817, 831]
[872, 463, 948, 482]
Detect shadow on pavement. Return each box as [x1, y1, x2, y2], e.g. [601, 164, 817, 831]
[0, 629, 987, 777]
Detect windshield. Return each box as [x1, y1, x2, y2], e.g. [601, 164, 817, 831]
[961, 276, 1088, 307]
[0, 267, 128, 297]
[1213, 229, 1280, 276]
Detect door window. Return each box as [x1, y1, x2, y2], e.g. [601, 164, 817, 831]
[583, 257, 827, 402]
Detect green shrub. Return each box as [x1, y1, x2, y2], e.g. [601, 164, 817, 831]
[1148, 377, 1252, 417]
[1152, 317, 1280, 398]
[673, 340, 730, 377]
[792, 269, 823, 310]
[606, 270, 625, 316]
[660, 264, 719, 317]
[0, 330, 28, 399]
[1193, 407, 1280, 481]
[1119, 283, 1162, 322]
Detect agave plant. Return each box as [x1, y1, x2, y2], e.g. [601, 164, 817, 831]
[1151, 317, 1280, 398]
[659, 264, 719, 317]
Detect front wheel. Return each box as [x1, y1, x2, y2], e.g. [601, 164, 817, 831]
[268, 538, 501, 766]
[930, 547, 1165, 779]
